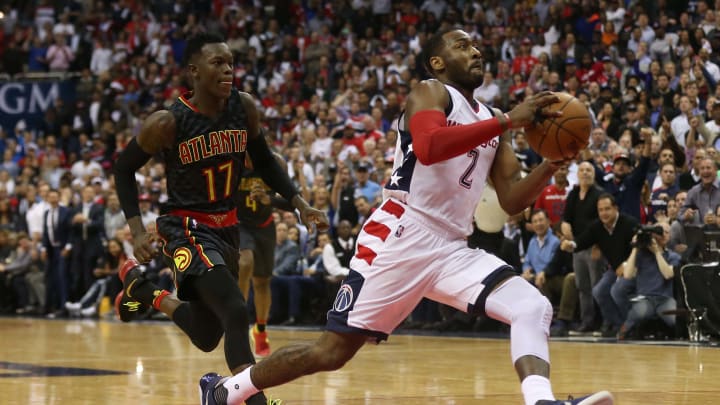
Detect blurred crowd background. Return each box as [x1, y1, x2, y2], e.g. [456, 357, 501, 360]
[0, 0, 719, 341]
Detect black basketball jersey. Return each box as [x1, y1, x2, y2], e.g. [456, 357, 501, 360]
[237, 167, 274, 227]
[162, 91, 248, 214]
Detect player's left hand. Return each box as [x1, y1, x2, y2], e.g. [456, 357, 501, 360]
[299, 206, 330, 232]
[250, 183, 271, 205]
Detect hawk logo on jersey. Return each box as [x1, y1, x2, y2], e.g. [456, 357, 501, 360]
[173, 247, 192, 272]
[333, 284, 354, 312]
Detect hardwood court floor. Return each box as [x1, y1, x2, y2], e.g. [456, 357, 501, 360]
[1, 317, 719, 405]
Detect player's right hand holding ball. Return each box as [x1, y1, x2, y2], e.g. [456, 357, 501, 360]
[507, 91, 562, 128]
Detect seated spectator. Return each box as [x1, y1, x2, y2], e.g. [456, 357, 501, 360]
[353, 195, 376, 234]
[618, 222, 680, 339]
[272, 222, 300, 277]
[0, 233, 35, 314]
[561, 193, 638, 337]
[541, 231, 579, 337]
[521, 209, 560, 285]
[65, 238, 126, 317]
[270, 224, 321, 325]
[354, 162, 382, 205]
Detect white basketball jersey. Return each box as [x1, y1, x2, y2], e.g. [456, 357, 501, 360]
[384, 84, 499, 238]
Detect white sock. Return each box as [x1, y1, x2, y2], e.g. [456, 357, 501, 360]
[223, 366, 260, 405]
[521, 375, 555, 405]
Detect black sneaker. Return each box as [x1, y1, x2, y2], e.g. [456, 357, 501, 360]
[114, 258, 148, 322]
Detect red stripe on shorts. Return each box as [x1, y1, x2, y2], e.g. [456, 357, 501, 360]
[381, 199, 405, 218]
[355, 244, 377, 265]
[363, 220, 391, 241]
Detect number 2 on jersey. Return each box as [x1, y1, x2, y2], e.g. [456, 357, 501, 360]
[459, 149, 479, 189]
[202, 161, 233, 202]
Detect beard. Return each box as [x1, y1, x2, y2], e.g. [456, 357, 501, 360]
[445, 64, 484, 89]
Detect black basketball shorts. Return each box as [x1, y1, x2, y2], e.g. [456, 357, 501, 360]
[156, 214, 240, 301]
[238, 222, 276, 278]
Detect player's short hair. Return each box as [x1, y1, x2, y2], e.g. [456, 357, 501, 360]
[420, 27, 457, 77]
[183, 32, 226, 66]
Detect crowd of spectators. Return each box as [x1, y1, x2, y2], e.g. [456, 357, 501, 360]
[1, 0, 719, 340]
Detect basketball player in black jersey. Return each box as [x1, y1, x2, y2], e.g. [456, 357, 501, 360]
[112, 32, 328, 405]
[237, 153, 294, 357]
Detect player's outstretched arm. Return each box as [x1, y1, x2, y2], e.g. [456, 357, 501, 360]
[114, 110, 174, 262]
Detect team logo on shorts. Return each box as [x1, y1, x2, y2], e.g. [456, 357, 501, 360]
[333, 284, 354, 312]
[173, 247, 192, 272]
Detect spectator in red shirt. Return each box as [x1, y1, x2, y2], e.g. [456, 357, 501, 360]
[534, 164, 570, 225]
[511, 37, 539, 77]
[575, 53, 603, 85]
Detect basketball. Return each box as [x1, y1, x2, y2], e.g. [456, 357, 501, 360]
[524, 92, 591, 161]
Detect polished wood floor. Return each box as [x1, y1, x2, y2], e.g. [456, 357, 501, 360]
[1, 317, 719, 405]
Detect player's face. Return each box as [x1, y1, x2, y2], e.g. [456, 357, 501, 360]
[190, 43, 234, 99]
[440, 31, 484, 89]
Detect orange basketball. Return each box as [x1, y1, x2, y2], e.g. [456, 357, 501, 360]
[524, 92, 591, 161]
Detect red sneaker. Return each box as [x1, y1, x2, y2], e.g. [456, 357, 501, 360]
[251, 326, 271, 357]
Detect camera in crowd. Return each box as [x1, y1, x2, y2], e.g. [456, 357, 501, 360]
[633, 225, 664, 249]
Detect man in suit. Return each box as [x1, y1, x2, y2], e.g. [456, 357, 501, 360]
[70, 185, 106, 299]
[42, 189, 73, 317]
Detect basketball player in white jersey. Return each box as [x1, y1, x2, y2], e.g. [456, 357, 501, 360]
[198, 28, 614, 405]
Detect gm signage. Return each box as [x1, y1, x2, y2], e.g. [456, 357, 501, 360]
[0, 80, 76, 131]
